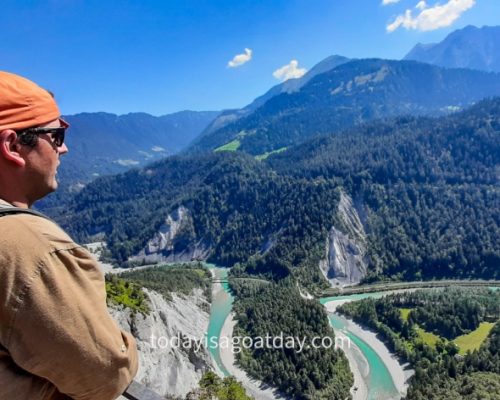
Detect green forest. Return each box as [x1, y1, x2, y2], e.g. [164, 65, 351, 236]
[338, 288, 500, 399]
[230, 278, 353, 400]
[54, 98, 500, 286]
[269, 99, 500, 281]
[167, 371, 253, 400]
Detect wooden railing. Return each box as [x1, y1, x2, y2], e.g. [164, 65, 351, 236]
[123, 380, 165, 400]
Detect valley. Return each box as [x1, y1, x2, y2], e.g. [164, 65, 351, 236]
[72, 93, 499, 399]
[3, 0, 500, 395]
[46, 24, 500, 400]
[106, 259, 500, 400]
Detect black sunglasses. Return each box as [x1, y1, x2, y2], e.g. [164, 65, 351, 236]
[17, 127, 66, 147]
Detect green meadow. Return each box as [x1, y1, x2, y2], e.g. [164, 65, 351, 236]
[400, 308, 412, 321]
[255, 147, 288, 161]
[454, 322, 496, 355]
[214, 139, 241, 152]
[415, 326, 441, 347]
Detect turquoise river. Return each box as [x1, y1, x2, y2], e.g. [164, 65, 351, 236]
[206, 266, 233, 376]
[320, 293, 402, 400]
[205, 268, 405, 400]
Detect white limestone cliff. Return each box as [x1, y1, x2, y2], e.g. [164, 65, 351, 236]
[130, 206, 211, 264]
[319, 192, 369, 287]
[110, 287, 214, 398]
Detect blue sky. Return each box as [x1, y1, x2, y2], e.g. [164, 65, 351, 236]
[1, 0, 499, 115]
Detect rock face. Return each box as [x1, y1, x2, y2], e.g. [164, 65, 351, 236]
[319, 192, 368, 287]
[130, 206, 211, 264]
[110, 287, 214, 397]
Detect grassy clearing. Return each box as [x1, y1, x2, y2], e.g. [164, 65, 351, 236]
[416, 326, 441, 348]
[400, 308, 412, 321]
[105, 276, 150, 314]
[214, 139, 241, 152]
[454, 322, 496, 355]
[255, 147, 288, 161]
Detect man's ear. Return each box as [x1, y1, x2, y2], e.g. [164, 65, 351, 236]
[0, 130, 26, 167]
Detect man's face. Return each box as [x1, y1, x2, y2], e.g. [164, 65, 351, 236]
[22, 119, 69, 201]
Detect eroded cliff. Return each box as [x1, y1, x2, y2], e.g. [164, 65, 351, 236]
[110, 287, 214, 397]
[319, 192, 369, 287]
[130, 206, 211, 264]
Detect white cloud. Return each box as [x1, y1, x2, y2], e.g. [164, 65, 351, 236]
[115, 159, 140, 166]
[151, 146, 166, 152]
[416, 1, 427, 10]
[227, 48, 252, 68]
[272, 60, 307, 82]
[387, 0, 476, 32]
[138, 150, 153, 158]
[382, 0, 401, 5]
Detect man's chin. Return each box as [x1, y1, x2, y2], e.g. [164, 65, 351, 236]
[45, 179, 58, 195]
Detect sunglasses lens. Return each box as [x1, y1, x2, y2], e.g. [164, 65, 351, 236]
[17, 127, 66, 147]
[57, 130, 65, 146]
[51, 129, 65, 147]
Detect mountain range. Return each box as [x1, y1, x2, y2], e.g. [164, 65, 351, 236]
[188, 58, 500, 156]
[404, 25, 500, 73]
[57, 25, 500, 186]
[33, 24, 500, 400]
[54, 98, 500, 286]
[197, 55, 351, 138]
[45, 25, 500, 287]
[58, 110, 219, 190]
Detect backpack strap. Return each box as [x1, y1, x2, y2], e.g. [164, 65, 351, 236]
[0, 207, 54, 222]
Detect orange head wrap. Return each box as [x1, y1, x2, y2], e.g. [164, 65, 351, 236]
[0, 71, 67, 131]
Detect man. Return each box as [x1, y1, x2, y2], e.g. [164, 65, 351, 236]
[0, 71, 138, 399]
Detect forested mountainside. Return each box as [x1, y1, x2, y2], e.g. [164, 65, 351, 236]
[62, 152, 341, 285]
[268, 98, 500, 281]
[61, 110, 219, 182]
[248, 55, 351, 111]
[404, 25, 500, 73]
[195, 55, 350, 138]
[36, 110, 219, 211]
[54, 98, 500, 285]
[187, 59, 500, 156]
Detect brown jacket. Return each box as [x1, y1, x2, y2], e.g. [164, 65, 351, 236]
[0, 200, 138, 399]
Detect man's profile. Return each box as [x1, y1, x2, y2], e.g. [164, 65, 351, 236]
[0, 71, 138, 399]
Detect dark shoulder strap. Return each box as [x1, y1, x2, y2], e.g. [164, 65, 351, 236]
[0, 207, 53, 222]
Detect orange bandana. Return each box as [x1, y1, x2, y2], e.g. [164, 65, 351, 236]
[0, 71, 64, 131]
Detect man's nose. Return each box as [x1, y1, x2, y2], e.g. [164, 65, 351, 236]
[58, 142, 69, 155]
